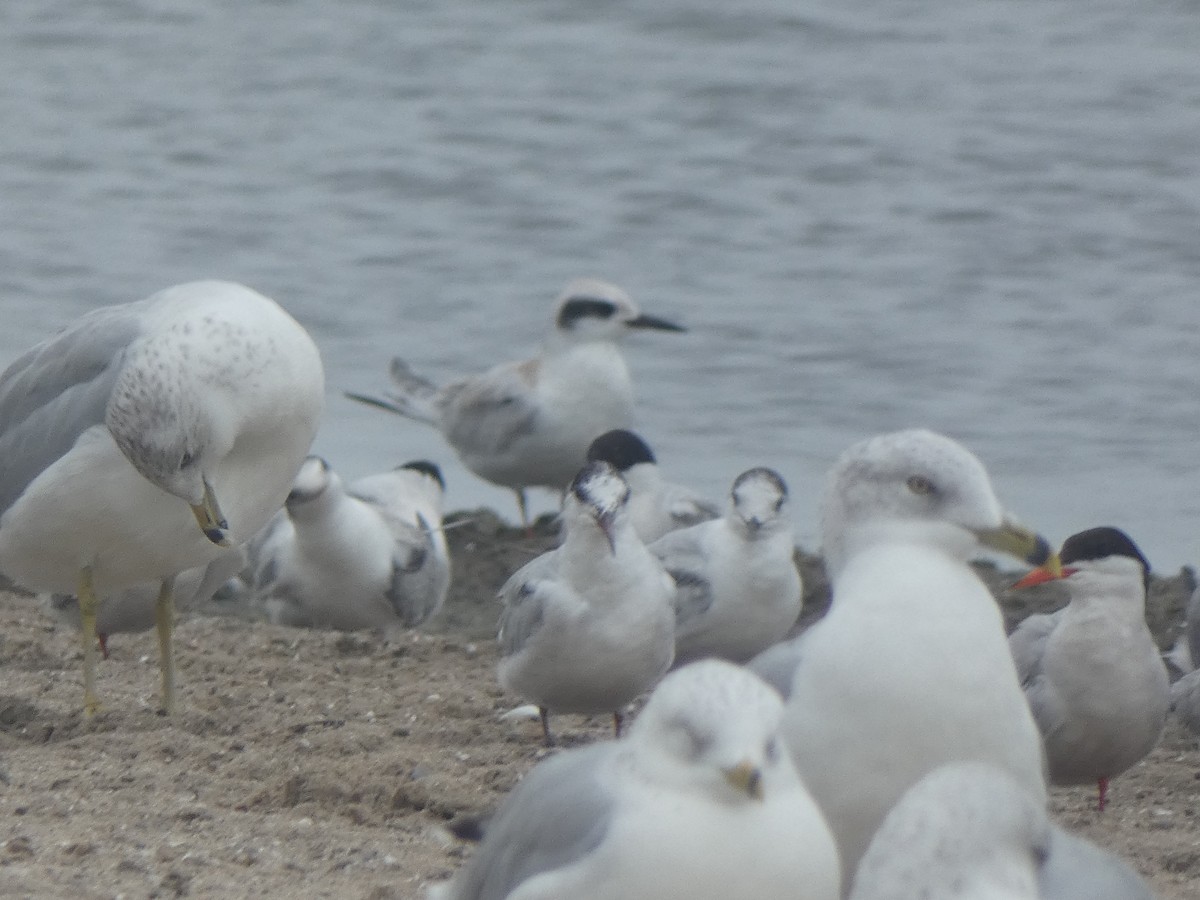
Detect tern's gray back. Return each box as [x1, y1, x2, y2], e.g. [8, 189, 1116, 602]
[1008, 610, 1062, 685]
[445, 742, 616, 900]
[0, 307, 141, 517]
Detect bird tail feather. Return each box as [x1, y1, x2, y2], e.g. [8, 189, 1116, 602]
[344, 357, 439, 424]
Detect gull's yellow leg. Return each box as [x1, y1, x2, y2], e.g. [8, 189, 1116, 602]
[77, 567, 101, 717]
[155, 578, 176, 715]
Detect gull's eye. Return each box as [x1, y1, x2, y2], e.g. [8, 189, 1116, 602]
[180, 450, 196, 470]
[906, 475, 936, 496]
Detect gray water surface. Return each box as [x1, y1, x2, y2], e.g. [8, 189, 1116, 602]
[1, 0, 1197, 568]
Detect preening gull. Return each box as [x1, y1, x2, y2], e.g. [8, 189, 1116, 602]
[0, 280, 324, 714]
[850, 762, 1153, 900]
[246, 456, 441, 636]
[775, 429, 1052, 881]
[346, 278, 685, 525]
[1009, 527, 1169, 811]
[429, 659, 842, 900]
[650, 467, 801, 666]
[497, 460, 675, 744]
[586, 428, 718, 543]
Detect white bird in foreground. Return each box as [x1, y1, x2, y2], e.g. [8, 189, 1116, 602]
[429, 660, 842, 900]
[650, 467, 801, 666]
[1009, 527, 1169, 812]
[585, 429, 719, 543]
[850, 762, 1153, 900]
[497, 460, 676, 745]
[0, 281, 324, 714]
[247, 456, 442, 637]
[346, 278, 685, 525]
[769, 429, 1052, 882]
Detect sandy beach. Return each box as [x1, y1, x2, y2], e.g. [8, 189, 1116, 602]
[0, 510, 1196, 899]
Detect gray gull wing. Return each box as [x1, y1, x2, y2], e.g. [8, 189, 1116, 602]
[0, 307, 141, 516]
[442, 743, 615, 900]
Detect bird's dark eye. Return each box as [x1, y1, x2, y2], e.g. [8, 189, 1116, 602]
[906, 475, 936, 495]
[180, 451, 196, 470]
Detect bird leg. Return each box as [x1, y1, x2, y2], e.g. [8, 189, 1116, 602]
[155, 577, 177, 715]
[1097, 776, 1109, 813]
[515, 489, 532, 536]
[98, 633, 110, 660]
[539, 706, 556, 747]
[613, 710, 625, 738]
[77, 567, 102, 717]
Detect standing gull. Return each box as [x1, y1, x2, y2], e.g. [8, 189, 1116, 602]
[850, 762, 1153, 900]
[0, 280, 324, 714]
[650, 467, 801, 666]
[497, 460, 675, 744]
[346, 279, 684, 525]
[773, 429, 1052, 882]
[1009, 527, 1169, 811]
[429, 660, 842, 900]
[586, 428, 718, 543]
[247, 456, 439, 636]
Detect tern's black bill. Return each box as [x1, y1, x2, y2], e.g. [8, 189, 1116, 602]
[626, 313, 685, 332]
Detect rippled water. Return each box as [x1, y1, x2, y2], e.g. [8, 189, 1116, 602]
[1, 0, 1197, 567]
